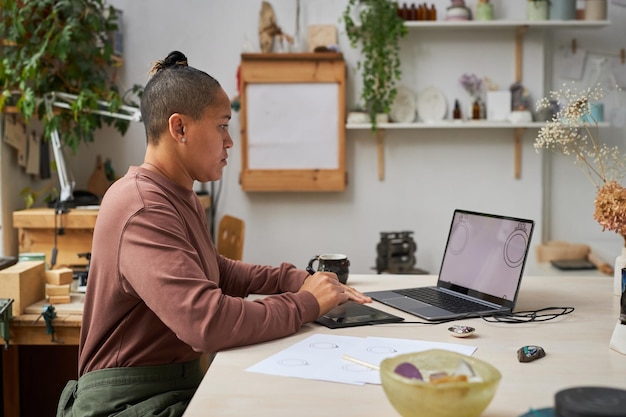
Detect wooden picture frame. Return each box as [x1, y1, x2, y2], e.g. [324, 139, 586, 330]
[239, 53, 346, 191]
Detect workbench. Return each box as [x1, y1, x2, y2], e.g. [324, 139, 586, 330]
[2, 295, 83, 417]
[5, 196, 211, 416]
[13, 208, 97, 267]
[12, 194, 212, 268]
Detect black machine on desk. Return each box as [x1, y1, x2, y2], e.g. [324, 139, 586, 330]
[375, 231, 428, 274]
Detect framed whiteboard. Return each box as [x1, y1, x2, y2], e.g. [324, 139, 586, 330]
[239, 53, 346, 191]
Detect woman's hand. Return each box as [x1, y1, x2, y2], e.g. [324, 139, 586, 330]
[299, 272, 372, 317]
[341, 283, 372, 304]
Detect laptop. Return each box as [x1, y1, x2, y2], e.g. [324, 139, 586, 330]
[367, 209, 534, 321]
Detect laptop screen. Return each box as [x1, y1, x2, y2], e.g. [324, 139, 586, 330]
[437, 210, 535, 308]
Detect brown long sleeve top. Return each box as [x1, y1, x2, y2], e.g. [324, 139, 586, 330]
[78, 166, 319, 376]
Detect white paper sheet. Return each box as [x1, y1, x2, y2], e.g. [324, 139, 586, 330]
[246, 83, 339, 170]
[245, 334, 477, 385]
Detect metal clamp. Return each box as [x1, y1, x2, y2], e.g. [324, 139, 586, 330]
[33, 304, 63, 344]
[0, 298, 14, 349]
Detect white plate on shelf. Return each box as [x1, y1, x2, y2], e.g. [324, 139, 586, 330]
[389, 86, 417, 123]
[417, 86, 447, 123]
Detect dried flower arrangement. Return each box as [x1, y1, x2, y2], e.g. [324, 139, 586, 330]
[534, 83, 626, 244]
[459, 73, 484, 98]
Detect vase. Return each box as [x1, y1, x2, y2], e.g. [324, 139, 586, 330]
[527, 1, 549, 20]
[585, 0, 607, 20]
[475, 1, 494, 21]
[549, 0, 576, 20]
[614, 247, 626, 296]
[375, 113, 389, 124]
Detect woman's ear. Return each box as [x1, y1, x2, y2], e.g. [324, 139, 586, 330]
[167, 113, 185, 141]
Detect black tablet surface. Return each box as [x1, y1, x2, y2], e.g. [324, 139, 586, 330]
[315, 301, 404, 329]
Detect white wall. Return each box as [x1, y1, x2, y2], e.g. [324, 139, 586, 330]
[547, 7, 626, 257]
[5, 0, 625, 276]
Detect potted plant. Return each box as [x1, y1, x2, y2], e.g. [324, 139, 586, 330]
[343, 0, 407, 131]
[0, 0, 141, 153]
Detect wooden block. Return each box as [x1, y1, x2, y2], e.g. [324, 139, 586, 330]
[307, 24, 337, 52]
[0, 261, 45, 315]
[47, 295, 71, 304]
[45, 268, 74, 285]
[24, 293, 84, 315]
[45, 284, 71, 297]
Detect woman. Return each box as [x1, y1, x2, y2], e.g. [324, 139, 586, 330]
[57, 51, 370, 417]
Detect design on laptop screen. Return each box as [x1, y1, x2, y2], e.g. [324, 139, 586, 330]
[439, 211, 532, 301]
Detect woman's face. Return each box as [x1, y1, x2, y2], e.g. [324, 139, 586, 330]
[183, 88, 233, 183]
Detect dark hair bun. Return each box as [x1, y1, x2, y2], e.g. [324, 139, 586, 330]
[163, 51, 188, 68]
[148, 51, 189, 76]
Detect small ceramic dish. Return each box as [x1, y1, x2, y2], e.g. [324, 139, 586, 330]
[448, 325, 476, 338]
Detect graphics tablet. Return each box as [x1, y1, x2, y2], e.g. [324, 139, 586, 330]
[315, 301, 404, 329]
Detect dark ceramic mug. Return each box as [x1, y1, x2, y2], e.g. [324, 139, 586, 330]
[306, 254, 350, 284]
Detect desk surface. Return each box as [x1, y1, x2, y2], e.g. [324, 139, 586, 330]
[184, 274, 626, 417]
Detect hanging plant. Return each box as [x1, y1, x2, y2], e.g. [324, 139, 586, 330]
[343, 0, 407, 131]
[0, 0, 142, 153]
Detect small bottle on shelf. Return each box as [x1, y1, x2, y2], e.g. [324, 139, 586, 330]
[401, 3, 410, 20]
[453, 99, 462, 120]
[429, 4, 437, 20]
[472, 98, 481, 120]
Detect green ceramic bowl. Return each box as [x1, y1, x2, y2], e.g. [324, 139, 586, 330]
[380, 349, 501, 417]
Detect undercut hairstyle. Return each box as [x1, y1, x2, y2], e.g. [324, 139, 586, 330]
[140, 51, 222, 144]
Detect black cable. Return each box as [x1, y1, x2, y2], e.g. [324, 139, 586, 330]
[51, 224, 58, 269]
[373, 307, 575, 326]
[378, 312, 484, 326]
[50, 201, 68, 269]
[482, 307, 575, 323]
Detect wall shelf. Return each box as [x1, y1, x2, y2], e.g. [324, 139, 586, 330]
[403, 20, 610, 29]
[347, 121, 610, 130]
[347, 121, 546, 129]
[348, 122, 610, 181]
[349, 18, 610, 181]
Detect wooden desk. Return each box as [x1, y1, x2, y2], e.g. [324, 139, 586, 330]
[184, 274, 626, 417]
[2, 295, 83, 417]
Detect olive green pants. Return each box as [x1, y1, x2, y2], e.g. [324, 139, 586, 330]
[56, 359, 203, 417]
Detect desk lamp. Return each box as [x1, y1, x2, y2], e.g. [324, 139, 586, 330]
[43, 91, 142, 209]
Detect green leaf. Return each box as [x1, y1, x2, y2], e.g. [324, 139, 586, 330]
[0, 0, 144, 154]
[343, 0, 407, 131]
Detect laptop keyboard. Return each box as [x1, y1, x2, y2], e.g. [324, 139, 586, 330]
[395, 287, 495, 314]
